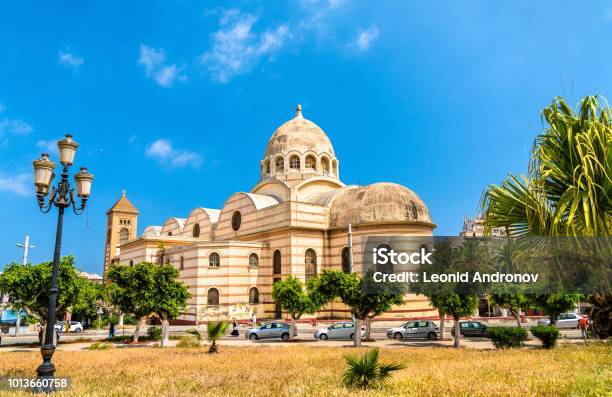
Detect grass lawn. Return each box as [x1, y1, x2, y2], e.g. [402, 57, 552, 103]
[0, 343, 610, 396]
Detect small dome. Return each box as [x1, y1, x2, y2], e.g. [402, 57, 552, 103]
[328, 183, 432, 227]
[264, 104, 335, 158]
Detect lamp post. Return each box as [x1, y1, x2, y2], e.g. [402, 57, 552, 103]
[32, 134, 93, 388]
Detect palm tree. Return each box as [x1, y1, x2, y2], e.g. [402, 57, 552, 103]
[342, 349, 405, 389]
[482, 95, 611, 337]
[185, 328, 204, 344]
[206, 321, 229, 354]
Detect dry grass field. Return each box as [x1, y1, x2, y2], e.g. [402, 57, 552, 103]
[0, 343, 610, 396]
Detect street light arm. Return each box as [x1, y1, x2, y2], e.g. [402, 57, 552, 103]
[37, 187, 58, 213]
[69, 189, 88, 215]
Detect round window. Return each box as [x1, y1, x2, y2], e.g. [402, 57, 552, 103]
[231, 211, 242, 231]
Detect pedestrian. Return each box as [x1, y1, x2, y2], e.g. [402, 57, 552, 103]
[109, 322, 116, 339]
[231, 321, 239, 337]
[251, 313, 257, 328]
[578, 315, 590, 340]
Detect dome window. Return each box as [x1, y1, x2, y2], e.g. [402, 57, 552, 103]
[265, 159, 271, 174]
[305, 155, 316, 169]
[410, 201, 419, 220]
[275, 156, 284, 173]
[289, 155, 300, 170]
[193, 223, 200, 238]
[321, 157, 329, 173]
[231, 211, 242, 231]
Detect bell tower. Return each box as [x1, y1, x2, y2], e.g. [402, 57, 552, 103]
[103, 190, 139, 281]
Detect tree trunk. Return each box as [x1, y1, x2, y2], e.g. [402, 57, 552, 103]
[160, 314, 170, 347]
[439, 310, 446, 340]
[290, 318, 297, 341]
[453, 315, 461, 348]
[118, 313, 124, 327]
[353, 317, 362, 347]
[511, 309, 522, 328]
[14, 308, 21, 336]
[134, 318, 143, 343]
[365, 317, 372, 341]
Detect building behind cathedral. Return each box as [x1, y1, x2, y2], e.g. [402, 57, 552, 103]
[103, 105, 437, 324]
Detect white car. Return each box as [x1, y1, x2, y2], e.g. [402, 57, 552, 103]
[55, 321, 83, 333]
[313, 322, 366, 341]
[537, 313, 582, 328]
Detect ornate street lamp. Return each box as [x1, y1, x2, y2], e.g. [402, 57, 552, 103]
[32, 134, 93, 389]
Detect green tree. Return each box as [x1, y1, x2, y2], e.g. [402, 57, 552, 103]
[313, 270, 404, 347]
[272, 276, 324, 340]
[147, 264, 190, 347]
[489, 291, 530, 328]
[482, 95, 611, 337]
[107, 262, 190, 346]
[107, 264, 154, 342]
[529, 293, 582, 325]
[206, 321, 229, 354]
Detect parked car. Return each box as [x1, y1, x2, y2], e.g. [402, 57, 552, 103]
[313, 322, 366, 341]
[387, 320, 439, 340]
[245, 322, 296, 341]
[537, 312, 582, 328]
[451, 321, 488, 337]
[54, 321, 83, 333]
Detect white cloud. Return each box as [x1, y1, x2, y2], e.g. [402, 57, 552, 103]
[354, 25, 379, 51]
[0, 172, 30, 196]
[200, 9, 290, 83]
[145, 138, 201, 168]
[0, 118, 33, 135]
[36, 139, 58, 154]
[58, 49, 85, 69]
[138, 45, 186, 87]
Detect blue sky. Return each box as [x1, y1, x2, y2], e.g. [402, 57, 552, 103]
[1, 1, 611, 274]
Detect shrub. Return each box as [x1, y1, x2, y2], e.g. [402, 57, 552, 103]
[88, 341, 113, 350]
[530, 325, 560, 349]
[148, 326, 162, 340]
[487, 326, 528, 349]
[176, 337, 202, 348]
[109, 335, 133, 343]
[342, 349, 405, 389]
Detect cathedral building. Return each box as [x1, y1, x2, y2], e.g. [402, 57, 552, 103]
[103, 105, 437, 324]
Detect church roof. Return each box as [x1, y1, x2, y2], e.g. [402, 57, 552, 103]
[107, 191, 139, 214]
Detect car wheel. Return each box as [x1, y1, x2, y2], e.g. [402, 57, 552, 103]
[394, 332, 403, 340]
[281, 333, 290, 341]
[427, 332, 437, 341]
[249, 333, 258, 340]
[319, 334, 328, 340]
[75, 328, 82, 333]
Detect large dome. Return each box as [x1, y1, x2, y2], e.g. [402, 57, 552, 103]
[328, 182, 432, 227]
[264, 105, 335, 158]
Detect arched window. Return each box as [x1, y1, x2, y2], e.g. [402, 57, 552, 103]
[265, 159, 270, 174]
[249, 253, 259, 268]
[321, 157, 329, 173]
[273, 250, 282, 274]
[249, 287, 260, 304]
[410, 200, 419, 220]
[305, 249, 317, 282]
[207, 288, 219, 305]
[305, 155, 316, 169]
[193, 223, 200, 238]
[119, 228, 129, 244]
[167, 231, 173, 236]
[341, 247, 351, 274]
[209, 252, 220, 268]
[376, 244, 393, 274]
[231, 211, 242, 231]
[179, 256, 184, 270]
[275, 156, 284, 173]
[289, 155, 300, 170]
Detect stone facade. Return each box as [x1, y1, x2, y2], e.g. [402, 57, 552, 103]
[103, 105, 437, 324]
